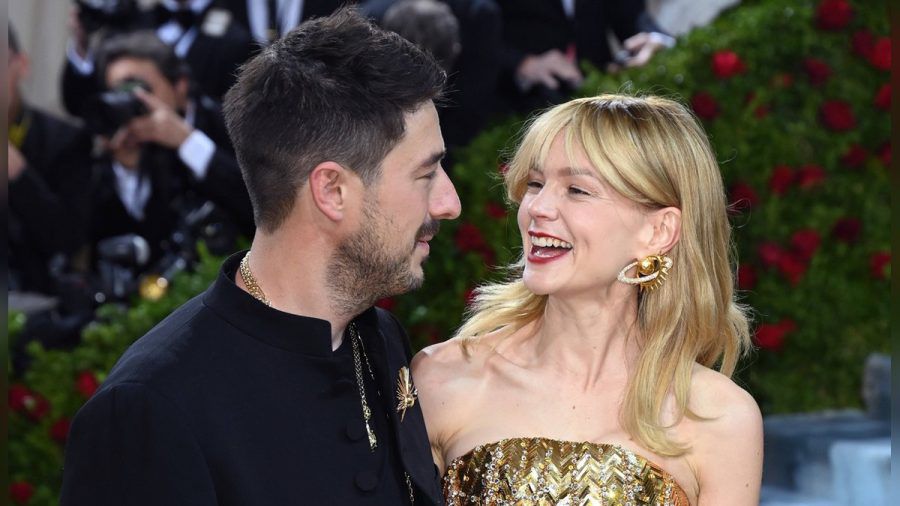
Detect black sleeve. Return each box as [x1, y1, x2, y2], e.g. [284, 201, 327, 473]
[60, 383, 218, 506]
[8, 130, 93, 258]
[607, 0, 654, 42]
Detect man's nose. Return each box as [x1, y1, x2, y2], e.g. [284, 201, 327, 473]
[430, 168, 461, 220]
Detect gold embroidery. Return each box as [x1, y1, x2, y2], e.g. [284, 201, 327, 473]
[443, 437, 689, 505]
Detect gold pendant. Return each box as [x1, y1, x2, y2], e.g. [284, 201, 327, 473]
[395, 367, 418, 422]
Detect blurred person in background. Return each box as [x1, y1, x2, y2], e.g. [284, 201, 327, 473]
[7, 25, 93, 296]
[63, 0, 254, 117]
[373, 0, 503, 153]
[88, 30, 253, 272]
[496, 0, 675, 112]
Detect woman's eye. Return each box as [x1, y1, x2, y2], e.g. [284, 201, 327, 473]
[526, 181, 543, 189]
[569, 186, 590, 195]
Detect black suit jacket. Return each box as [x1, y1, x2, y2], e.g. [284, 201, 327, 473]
[60, 252, 444, 505]
[89, 96, 253, 265]
[63, 2, 254, 117]
[9, 107, 93, 294]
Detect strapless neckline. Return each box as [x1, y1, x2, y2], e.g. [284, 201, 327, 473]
[443, 436, 691, 505]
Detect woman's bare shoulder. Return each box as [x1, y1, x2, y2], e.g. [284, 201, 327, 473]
[684, 364, 764, 503]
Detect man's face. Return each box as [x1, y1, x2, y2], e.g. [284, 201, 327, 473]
[328, 102, 462, 306]
[105, 57, 179, 110]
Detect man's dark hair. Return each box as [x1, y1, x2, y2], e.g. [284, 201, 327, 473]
[9, 25, 20, 54]
[382, 0, 460, 72]
[223, 7, 447, 232]
[95, 30, 190, 87]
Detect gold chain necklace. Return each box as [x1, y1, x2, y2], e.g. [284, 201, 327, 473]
[238, 252, 415, 503]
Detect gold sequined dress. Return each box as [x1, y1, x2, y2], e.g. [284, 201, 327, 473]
[443, 437, 690, 506]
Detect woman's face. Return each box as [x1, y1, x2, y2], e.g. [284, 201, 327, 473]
[517, 133, 649, 297]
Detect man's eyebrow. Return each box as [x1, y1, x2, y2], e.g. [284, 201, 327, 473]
[419, 150, 446, 169]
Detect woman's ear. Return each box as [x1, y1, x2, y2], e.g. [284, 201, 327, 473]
[646, 207, 682, 255]
[308, 161, 350, 222]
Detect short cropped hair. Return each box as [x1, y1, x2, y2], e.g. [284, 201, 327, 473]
[223, 7, 447, 232]
[383, 0, 461, 71]
[95, 30, 190, 88]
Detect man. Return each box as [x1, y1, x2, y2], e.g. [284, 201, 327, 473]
[61, 8, 460, 505]
[63, 0, 254, 117]
[376, 0, 503, 152]
[88, 31, 253, 269]
[7, 26, 93, 295]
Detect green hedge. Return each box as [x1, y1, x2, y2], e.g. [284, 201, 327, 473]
[7, 1, 890, 503]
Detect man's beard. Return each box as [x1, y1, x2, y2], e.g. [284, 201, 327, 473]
[327, 206, 439, 315]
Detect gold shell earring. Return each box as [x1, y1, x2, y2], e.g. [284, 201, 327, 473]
[617, 254, 673, 291]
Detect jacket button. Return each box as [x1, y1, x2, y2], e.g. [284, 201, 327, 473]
[346, 419, 365, 441]
[355, 470, 378, 491]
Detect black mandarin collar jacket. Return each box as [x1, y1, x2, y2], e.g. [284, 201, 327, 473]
[61, 251, 443, 505]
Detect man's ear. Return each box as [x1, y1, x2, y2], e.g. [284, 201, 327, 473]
[174, 76, 189, 108]
[308, 161, 351, 222]
[645, 206, 682, 255]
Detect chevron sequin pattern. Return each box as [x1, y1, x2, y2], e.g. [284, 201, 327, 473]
[443, 437, 689, 506]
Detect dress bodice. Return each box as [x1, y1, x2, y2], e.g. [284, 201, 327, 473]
[443, 437, 690, 505]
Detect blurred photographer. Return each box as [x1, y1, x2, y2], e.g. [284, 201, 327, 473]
[63, 0, 254, 117]
[88, 30, 253, 272]
[7, 26, 93, 296]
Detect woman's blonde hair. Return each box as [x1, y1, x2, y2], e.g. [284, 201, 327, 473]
[455, 93, 752, 456]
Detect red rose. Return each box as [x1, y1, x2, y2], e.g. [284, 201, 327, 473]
[815, 0, 852, 30]
[878, 142, 891, 166]
[485, 201, 507, 219]
[75, 371, 100, 399]
[841, 144, 868, 168]
[454, 223, 495, 264]
[768, 165, 795, 195]
[375, 298, 396, 311]
[50, 417, 72, 444]
[758, 242, 786, 268]
[10, 481, 35, 505]
[874, 83, 891, 111]
[870, 251, 890, 279]
[790, 229, 821, 261]
[852, 30, 875, 58]
[832, 217, 862, 244]
[736, 264, 757, 291]
[498, 163, 509, 175]
[820, 100, 856, 131]
[711, 50, 746, 79]
[691, 92, 720, 120]
[25, 394, 51, 422]
[728, 182, 758, 213]
[9, 384, 31, 413]
[755, 320, 797, 351]
[869, 37, 891, 71]
[803, 58, 832, 86]
[777, 253, 808, 285]
[796, 164, 826, 189]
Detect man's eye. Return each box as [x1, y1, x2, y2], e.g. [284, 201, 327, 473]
[421, 171, 437, 180]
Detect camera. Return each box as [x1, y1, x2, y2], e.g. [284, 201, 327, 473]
[76, 0, 139, 35]
[84, 78, 150, 136]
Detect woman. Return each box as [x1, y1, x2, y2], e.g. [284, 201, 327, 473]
[413, 94, 763, 505]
